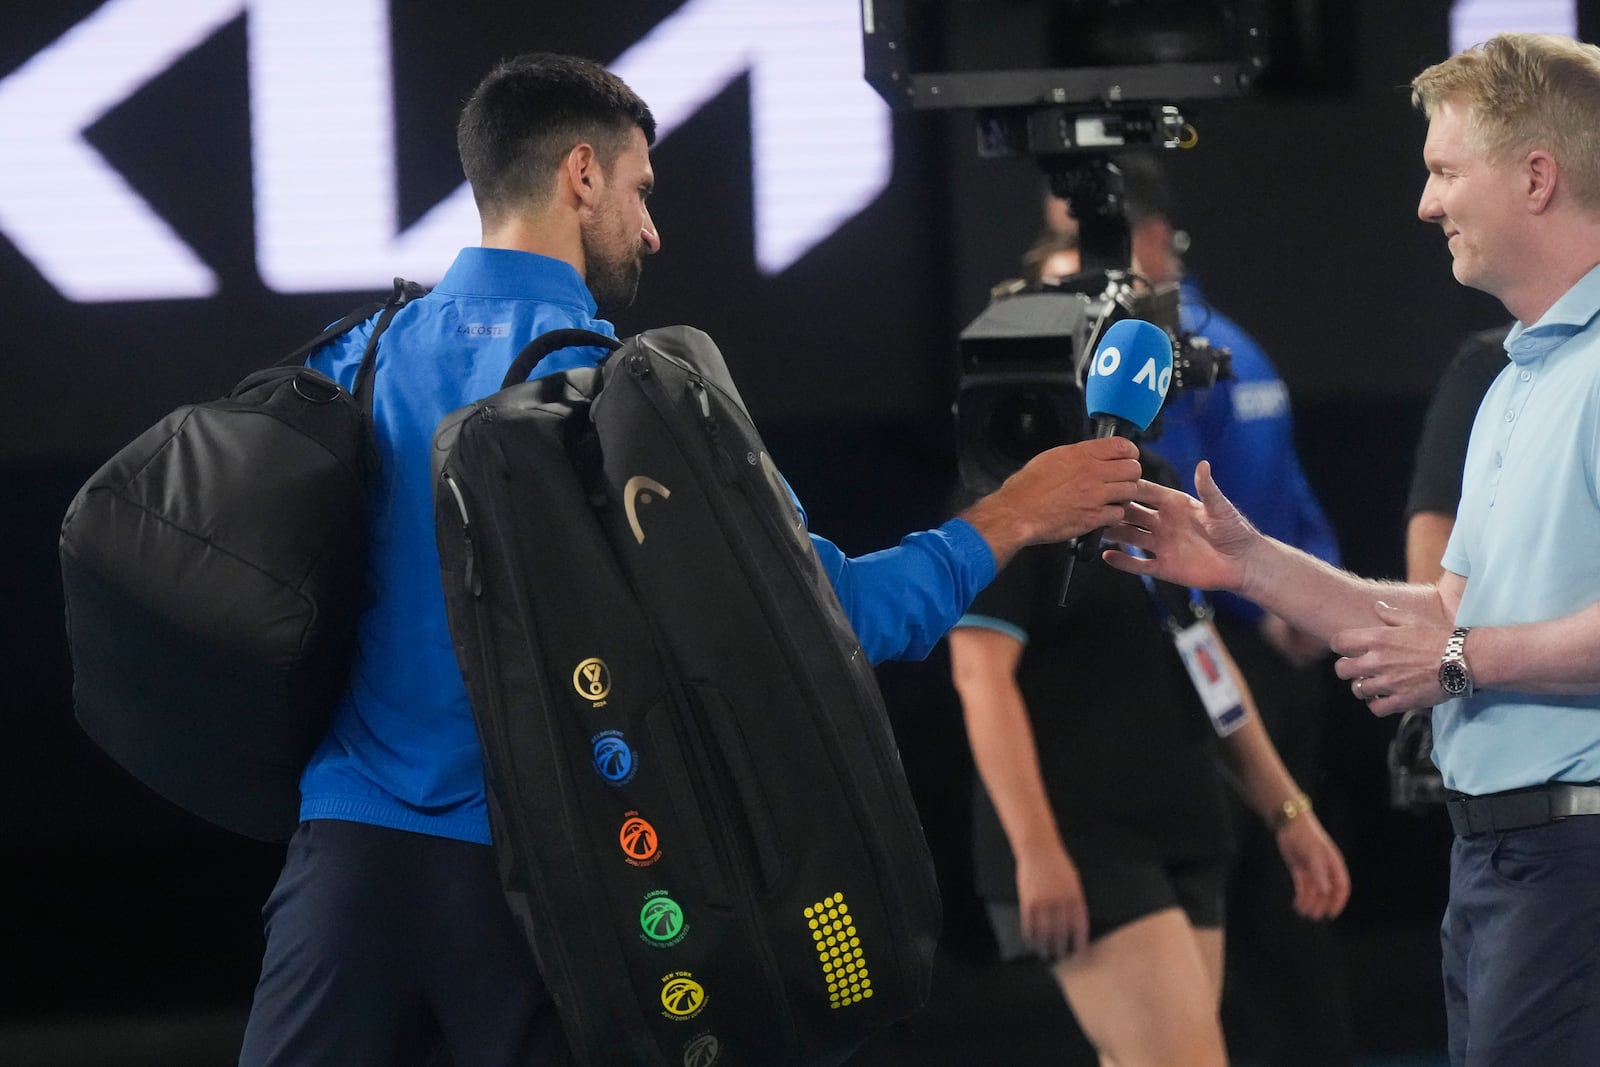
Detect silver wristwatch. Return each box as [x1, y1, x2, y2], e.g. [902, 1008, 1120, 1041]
[1438, 626, 1473, 698]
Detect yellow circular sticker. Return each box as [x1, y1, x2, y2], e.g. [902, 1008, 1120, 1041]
[572, 657, 611, 701]
[661, 974, 706, 1019]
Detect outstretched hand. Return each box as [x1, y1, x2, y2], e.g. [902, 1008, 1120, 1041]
[1101, 460, 1257, 593]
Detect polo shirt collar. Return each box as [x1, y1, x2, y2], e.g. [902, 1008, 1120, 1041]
[1504, 261, 1600, 365]
[433, 247, 599, 314]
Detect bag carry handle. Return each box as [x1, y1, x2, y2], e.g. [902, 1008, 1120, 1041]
[502, 328, 622, 391]
[352, 279, 427, 418]
[272, 277, 427, 417]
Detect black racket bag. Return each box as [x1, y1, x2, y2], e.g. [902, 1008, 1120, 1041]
[432, 326, 940, 1066]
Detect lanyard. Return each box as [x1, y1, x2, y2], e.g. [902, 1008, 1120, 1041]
[1124, 546, 1246, 737]
[1125, 545, 1212, 635]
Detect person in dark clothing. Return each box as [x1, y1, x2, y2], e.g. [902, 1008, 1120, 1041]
[1031, 158, 1359, 1064]
[949, 450, 1348, 1067]
[1405, 325, 1512, 584]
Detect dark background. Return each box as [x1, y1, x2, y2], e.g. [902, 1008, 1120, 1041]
[3, 2, 1580, 1063]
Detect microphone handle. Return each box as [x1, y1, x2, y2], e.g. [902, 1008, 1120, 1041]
[1089, 413, 1138, 440]
[1058, 414, 1139, 605]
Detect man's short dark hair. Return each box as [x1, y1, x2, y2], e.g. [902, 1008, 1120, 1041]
[457, 53, 657, 222]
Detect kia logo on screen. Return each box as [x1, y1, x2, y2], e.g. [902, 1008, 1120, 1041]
[0, 0, 892, 302]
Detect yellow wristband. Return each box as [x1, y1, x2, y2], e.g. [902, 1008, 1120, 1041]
[1272, 792, 1312, 830]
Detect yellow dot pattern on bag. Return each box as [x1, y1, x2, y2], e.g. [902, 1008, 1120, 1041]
[804, 892, 872, 1008]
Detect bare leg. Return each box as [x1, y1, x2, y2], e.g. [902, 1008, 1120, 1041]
[1051, 908, 1228, 1067]
[1195, 925, 1225, 1006]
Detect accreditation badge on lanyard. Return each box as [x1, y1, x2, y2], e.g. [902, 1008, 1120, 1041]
[1129, 548, 1248, 738]
[1172, 620, 1248, 737]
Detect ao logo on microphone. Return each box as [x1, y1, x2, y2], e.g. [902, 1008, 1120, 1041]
[1090, 343, 1172, 397]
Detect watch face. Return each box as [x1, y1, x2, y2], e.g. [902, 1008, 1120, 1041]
[1440, 661, 1470, 695]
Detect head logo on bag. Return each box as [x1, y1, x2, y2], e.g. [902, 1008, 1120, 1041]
[620, 812, 661, 866]
[682, 1033, 721, 1067]
[639, 890, 687, 947]
[591, 731, 637, 785]
[624, 475, 672, 544]
[660, 972, 707, 1021]
[572, 657, 611, 704]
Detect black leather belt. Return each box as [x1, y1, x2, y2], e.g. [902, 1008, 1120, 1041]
[1445, 783, 1600, 835]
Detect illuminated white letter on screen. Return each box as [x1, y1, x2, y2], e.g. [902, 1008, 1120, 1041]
[1450, 0, 1576, 55]
[0, 0, 892, 300]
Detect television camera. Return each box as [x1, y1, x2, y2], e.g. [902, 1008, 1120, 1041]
[862, 0, 1291, 489]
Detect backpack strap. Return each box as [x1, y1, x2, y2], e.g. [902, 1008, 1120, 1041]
[270, 277, 427, 418]
[502, 328, 622, 391]
[353, 278, 428, 419]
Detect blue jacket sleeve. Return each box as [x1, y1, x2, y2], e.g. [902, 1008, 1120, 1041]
[810, 518, 997, 665]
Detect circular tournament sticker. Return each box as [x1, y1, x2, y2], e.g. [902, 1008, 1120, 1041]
[572, 657, 611, 704]
[591, 730, 637, 785]
[660, 972, 706, 1021]
[681, 1032, 721, 1067]
[620, 812, 661, 867]
[639, 890, 688, 948]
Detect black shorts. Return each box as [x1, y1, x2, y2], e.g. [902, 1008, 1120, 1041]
[987, 852, 1227, 959]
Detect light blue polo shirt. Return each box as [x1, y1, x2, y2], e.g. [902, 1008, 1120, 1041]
[1436, 262, 1600, 795]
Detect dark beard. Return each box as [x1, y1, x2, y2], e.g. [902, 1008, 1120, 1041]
[586, 252, 643, 317]
[581, 218, 646, 316]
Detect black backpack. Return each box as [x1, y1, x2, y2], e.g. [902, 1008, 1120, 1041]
[432, 326, 941, 1066]
[59, 279, 425, 841]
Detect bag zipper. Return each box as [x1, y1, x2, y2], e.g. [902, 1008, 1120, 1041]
[626, 352, 937, 999]
[438, 437, 605, 1054]
[622, 354, 801, 1049]
[442, 473, 480, 597]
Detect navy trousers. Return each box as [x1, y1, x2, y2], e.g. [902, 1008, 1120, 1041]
[1442, 815, 1600, 1066]
[238, 820, 572, 1067]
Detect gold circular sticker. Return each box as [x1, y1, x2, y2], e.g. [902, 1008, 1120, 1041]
[573, 657, 611, 701]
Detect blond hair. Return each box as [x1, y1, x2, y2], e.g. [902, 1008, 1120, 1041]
[1412, 32, 1600, 210]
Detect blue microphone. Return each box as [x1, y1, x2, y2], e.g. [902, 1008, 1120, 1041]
[1059, 318, 1174, 604]
[1084, 317, 1174, 439]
